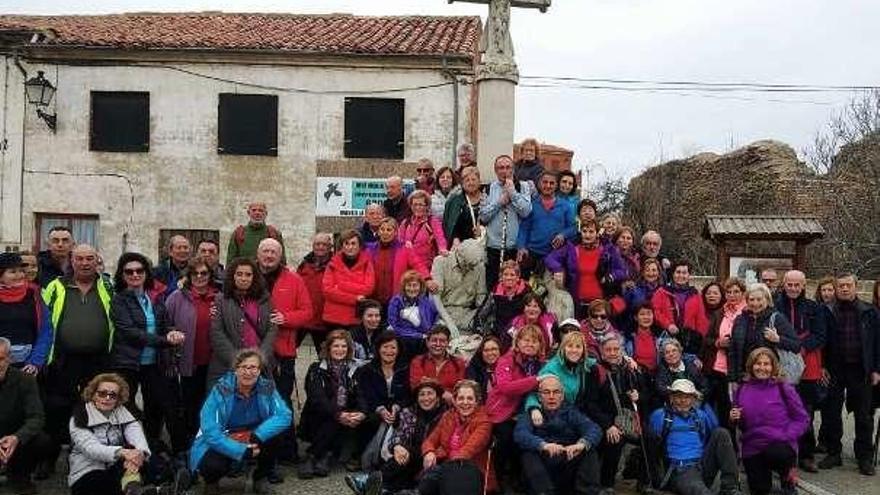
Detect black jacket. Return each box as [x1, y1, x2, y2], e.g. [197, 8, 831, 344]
[774, 292, 827, 351]
[827, 299, 880, 374]
[299, 359, 361, 441]
[109, 289, 170, 370]
[0, 368, 44, 443]
[582, 362, 641, 431]
[37, 250, 68, 288]
[728, 308, 800, 383]
[355, 359, 412, 417]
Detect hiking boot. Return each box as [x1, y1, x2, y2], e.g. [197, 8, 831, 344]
[345, 472, 369, 495]
[8, 476, 37, 495]
[365, 471, 383, 495]
[799, 458, 818, 473]
[314, 453, 332, 477]
[818, 453, 842, 469]
[858, 458, 876, 476]
[297, 455, 316, 480]
[267, 466, 284, 484]
[253, 478, 275, 495]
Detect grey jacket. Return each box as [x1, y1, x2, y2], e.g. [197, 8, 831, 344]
[208, 292, 277, 386]
[479, 180, 532, 250]
[68, 403, 149, 486]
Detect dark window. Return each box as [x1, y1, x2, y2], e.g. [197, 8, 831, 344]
[90, 92, 149, 152]
[218, 94, 278, 156]
[344, 97, 404, 159]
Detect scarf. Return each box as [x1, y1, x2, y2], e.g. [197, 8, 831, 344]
[519, 354, 542, 376]
[329, 359, 351, 409]
[342, 253, 358, 269]
[0, 283, 28, 303]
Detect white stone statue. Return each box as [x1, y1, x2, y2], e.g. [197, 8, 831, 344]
[449, 0, 551, 81]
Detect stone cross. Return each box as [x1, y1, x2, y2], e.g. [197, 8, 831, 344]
[449, 0, 551, 81]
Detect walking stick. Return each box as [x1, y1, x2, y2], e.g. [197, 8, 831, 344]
[483, 444, 493, 495]
[632, 402, 656, 494]
[873, 413, 879, 467]
[728, 382, 742, 460]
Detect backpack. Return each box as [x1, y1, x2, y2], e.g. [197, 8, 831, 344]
[233, 224, 280, 248]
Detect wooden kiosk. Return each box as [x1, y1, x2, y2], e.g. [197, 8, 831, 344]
[702, 214, 825, 281]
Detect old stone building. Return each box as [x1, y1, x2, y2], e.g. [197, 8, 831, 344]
[0, 12, 480, 264]
[624, 137, 880, 277]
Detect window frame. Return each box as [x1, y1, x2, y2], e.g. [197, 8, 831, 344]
[89, 91, 150, 153]
[217, 93, 279, 156]
[343, 97, 405, 159]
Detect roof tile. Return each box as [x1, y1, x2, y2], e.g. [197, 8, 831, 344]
[0, 12, 481, 58]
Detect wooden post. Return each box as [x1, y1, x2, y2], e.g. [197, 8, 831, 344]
[794, 241, 806, 271]
[716, 241, 728, 279]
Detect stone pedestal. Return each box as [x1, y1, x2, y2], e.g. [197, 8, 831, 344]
[476, 77, 516, 178]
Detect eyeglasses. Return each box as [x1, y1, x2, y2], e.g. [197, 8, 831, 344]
[237, 365, 261, 373]
[192, 270, 210, 277]
[96, 390, 119, 400]
[123, 268, 145, 276]
[761, 278, 777, 284]
[539, 389, 563, 396]
[417, 168, 433, 173]
[590, 314, 608, 320]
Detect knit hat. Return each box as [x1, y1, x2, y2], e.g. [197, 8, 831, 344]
[668, 379, 702, 399]
[0, 252, 23, 271]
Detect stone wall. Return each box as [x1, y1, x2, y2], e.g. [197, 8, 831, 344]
[624, 137, 880, 277]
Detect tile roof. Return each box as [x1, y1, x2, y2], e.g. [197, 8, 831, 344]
[0, 12, 481, 58]
[703, 214, 825, 240]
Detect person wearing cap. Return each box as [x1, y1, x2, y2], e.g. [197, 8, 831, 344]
[345, 380, 446, 495]
[648, 379, 742, 495]
[557, 317, 583, 340]
[0, 253, 53, 374]
[514, 375, 602, 495]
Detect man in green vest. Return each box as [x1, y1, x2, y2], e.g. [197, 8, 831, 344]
[39, 244, 113, 478]
[227, 201, 285, 265]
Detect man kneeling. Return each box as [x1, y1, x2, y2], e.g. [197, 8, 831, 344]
[648, 379, 741, 495]
[514, 375, 602, 495]
[190, 350, 291, 495]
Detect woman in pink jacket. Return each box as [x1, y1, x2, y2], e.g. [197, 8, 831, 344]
[322, 229, 376, 327]
[485, 324, 547, 489]
[398, 190, 448, 271]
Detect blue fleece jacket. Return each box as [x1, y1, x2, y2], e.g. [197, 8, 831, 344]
[516, 197, 577, 257]
[648, 405, 717, 462]
[190, 372, 292, 471]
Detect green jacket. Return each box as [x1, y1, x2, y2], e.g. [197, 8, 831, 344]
[42, 276, 114, 364]
[524, 347, 595, 411]
[227, 223, 285, 265]
[441, 190, 485, 247]
[0, 368, 45, 443]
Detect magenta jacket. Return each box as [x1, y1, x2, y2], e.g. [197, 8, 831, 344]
[398, 215, 447, 271]
[735, 378, 810, 459]
[485, 350, 544, 423]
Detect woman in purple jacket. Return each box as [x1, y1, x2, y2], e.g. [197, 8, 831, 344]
[730, 347, 810, 495]
[387, 270, 439, 360]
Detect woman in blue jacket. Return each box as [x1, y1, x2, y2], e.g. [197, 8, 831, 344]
[190, 349, 292, 495]
[387, 270, 439, 360]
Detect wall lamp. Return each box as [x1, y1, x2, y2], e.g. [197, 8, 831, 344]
[24, 70, 57, 131]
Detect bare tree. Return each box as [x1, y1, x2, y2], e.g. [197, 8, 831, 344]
[588, 177, 629, 216]
[804, 90, 880, 173]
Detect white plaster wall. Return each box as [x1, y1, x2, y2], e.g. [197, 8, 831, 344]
[0, 57, 25, 247]
[5, 60, 472, 267]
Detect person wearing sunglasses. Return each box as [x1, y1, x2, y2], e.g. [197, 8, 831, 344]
[109, 252, 187, 455]
[68, 372, 153, 495]
[414, 157, 436, 195]
[165, 256, 220, 444]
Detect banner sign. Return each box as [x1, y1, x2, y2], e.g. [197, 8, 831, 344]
[315, 177, 414, 217]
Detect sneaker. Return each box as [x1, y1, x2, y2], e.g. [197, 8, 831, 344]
[364, 471, 383, 495]
[799, 458, 818, 473]
[297, 455, 316, 480]
[858, 458, 876, 476]
[818, 453, 842, 469]
[344, 472, 369, 495]
[253, 478, 275, 495]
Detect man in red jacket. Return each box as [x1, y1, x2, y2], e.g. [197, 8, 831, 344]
[257, 238, 312, 474]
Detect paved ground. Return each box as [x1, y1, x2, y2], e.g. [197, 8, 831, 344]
[5, 341, 879, 494]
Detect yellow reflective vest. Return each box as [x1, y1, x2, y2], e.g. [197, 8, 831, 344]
[41, 277, 114, 365]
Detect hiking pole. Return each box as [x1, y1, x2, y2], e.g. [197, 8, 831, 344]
[873, 413, 879, 467]
[632, 402, 655, 494]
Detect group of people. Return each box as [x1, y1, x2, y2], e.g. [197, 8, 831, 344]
[0, 141, 878, 495]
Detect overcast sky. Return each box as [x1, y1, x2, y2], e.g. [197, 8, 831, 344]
[7, 0, 879, 181]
